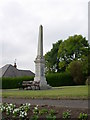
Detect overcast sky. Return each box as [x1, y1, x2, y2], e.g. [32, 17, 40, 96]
[0, 0, 89, 72]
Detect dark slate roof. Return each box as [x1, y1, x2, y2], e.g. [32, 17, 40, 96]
[0, 64, 10, 77]
[0, 64, 35, 77]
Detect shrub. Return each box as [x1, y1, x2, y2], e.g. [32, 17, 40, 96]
[46, 72, 74, 87]
[66, 61, 84, 85]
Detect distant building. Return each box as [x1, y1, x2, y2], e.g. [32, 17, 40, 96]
[0, 64, 35, 77]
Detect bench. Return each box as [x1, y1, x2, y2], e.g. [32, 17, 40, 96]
[20, 81, 40, 90]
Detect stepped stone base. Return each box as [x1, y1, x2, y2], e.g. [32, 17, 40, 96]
[40, 84, 52, 90]
[34, 77, 51, 90]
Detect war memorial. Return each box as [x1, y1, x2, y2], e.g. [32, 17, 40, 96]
[34, 25, 51, 89]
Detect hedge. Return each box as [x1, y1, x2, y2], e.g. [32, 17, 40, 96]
[1, 76, 34, 89]
[0, 72, 75, 89]
[46, 72, 75, 87]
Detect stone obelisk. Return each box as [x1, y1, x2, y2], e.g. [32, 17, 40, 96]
[34, 25, 51, 89]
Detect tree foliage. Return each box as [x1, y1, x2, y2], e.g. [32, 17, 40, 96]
[58, 35, 89, 72]
[45, 40, 62, 73]
[45, 35, 89, 77]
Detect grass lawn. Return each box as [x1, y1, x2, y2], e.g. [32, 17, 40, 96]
[2, 85, 88, 99]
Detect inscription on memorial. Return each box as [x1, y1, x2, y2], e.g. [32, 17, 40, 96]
[41, 67, 44, 76]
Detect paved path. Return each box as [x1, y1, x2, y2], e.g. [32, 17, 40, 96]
[2, 98, 88, 109]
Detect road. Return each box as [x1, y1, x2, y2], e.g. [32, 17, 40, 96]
[1, 97, 88, 109]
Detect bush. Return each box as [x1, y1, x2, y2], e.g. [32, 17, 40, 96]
[66, 61, 84, 85]
[46, 72, 75, 87]
[1, 76, 34, 89]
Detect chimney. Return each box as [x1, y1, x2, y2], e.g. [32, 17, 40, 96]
[14, 59, 17, 68]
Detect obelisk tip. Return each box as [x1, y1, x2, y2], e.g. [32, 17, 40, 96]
[40, 25, 43, 28]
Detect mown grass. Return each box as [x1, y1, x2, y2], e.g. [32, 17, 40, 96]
[2, 85, 88, 99]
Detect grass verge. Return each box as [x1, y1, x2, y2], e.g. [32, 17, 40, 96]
[2, 85, 88, 99]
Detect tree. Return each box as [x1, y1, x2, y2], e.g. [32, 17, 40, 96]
[45, 34, 89, 76]
[58, 35, 89, 72]
[45, 40, 62, 73]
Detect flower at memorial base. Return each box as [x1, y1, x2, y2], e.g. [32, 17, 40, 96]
[6, 104, 15, 115]
[35, 107, 38, 110]
[33, 105, 39, 115]
[19, 111, 27, 118]
[19, 103, 30, 112]
[13, 108, 20, 117]
[0, 103, 6, 112]
[63, 110, 71, 119]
